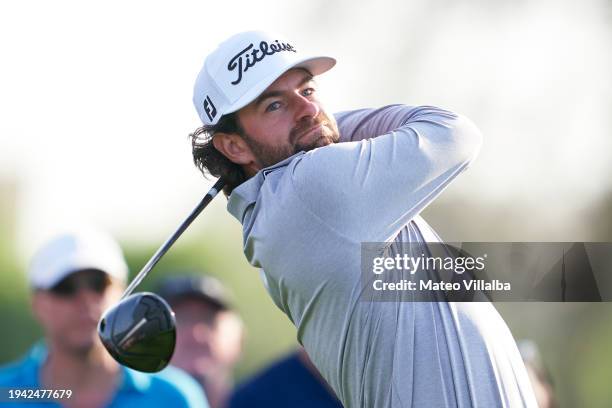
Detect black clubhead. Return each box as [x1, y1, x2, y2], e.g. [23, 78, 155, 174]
[98, 292, 176, 373]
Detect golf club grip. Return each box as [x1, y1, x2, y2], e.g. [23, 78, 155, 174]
[121, 178, 226, 298]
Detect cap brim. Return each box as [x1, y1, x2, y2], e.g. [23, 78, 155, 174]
[223, 55, 336, 117]
[164, 291, 229, 310]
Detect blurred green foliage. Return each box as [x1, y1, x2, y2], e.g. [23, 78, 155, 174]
[0, 181, 45, 363]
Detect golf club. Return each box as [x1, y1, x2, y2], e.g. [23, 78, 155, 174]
[98, 178, 225, 372]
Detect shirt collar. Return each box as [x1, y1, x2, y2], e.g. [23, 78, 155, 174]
[118, 366, 152, 393]
[22, 341, 47, 387]
[227, 172, 262, 224]
[26, 341, 150, 394]
[227, 152, 303, 223]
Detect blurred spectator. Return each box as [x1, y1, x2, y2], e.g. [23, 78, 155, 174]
[0, 228, 208, 407]
[229, 347, 343, 408]
[157, 274, 244, 408]
[518, 339, 558, 408]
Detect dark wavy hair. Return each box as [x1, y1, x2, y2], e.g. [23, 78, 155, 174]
[190, 112, 247, 196]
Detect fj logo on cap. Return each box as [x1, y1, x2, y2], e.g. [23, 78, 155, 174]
[203, 95, 217, 122]
[227, 40, 297, 86]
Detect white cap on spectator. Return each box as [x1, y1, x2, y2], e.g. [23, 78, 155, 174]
[28, 228, 128, 289]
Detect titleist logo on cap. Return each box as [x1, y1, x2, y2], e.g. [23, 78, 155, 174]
[227, 40, 297, 86]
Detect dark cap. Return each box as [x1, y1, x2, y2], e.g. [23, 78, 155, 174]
[156, 275, 232, 311]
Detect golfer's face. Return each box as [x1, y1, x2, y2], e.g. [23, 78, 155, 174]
[33, 270, 123, 352]
[236, 68, 340, 169]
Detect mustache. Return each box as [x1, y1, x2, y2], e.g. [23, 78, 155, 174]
[289, 115, 328, 144]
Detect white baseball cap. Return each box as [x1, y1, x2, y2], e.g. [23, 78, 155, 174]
[28, 229, 129, 290]
[193, 30, 336, 125]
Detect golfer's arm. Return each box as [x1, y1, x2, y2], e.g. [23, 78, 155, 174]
[335, 105, 452, 143]
[292, 106, 482, 242]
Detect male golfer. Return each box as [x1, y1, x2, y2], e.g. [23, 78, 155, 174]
[190, 31, 537, 407]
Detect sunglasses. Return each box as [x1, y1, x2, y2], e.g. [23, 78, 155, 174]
[50, 270, 111, 297]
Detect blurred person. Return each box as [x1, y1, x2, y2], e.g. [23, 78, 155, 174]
[0, 229, 208, 408]
[157, 275, 243, 408]
[229, 347, 342, 408]
[518, 340, 558, 408]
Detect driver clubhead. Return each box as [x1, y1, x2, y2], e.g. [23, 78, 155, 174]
[98, 292, 176, 373]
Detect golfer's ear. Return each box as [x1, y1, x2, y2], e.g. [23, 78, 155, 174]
[213, 133, 255, 165]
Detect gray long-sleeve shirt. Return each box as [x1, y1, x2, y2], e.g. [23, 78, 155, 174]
[227, 105, 537, 407]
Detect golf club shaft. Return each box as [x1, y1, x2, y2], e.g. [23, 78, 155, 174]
[121, 178, 226, 298]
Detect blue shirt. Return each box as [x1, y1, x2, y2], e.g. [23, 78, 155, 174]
[0, 342, 208, 407]
[229, 351, 343, 408]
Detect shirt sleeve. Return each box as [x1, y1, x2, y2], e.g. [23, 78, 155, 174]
[335, 104, 439, 143]
[290, 105, 482, 242]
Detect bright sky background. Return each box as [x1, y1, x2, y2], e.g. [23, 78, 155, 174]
[1, 0, 611, 258]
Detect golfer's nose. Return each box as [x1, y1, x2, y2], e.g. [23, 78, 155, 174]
[75, 288, 104, 316]
[294, 93, 319, 121]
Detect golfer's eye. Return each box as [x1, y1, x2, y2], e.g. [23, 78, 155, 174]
[302, 87, 315, 97]
[266, 101, 282, 112]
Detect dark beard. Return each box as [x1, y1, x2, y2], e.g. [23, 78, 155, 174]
[243, 113, 340, 169]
